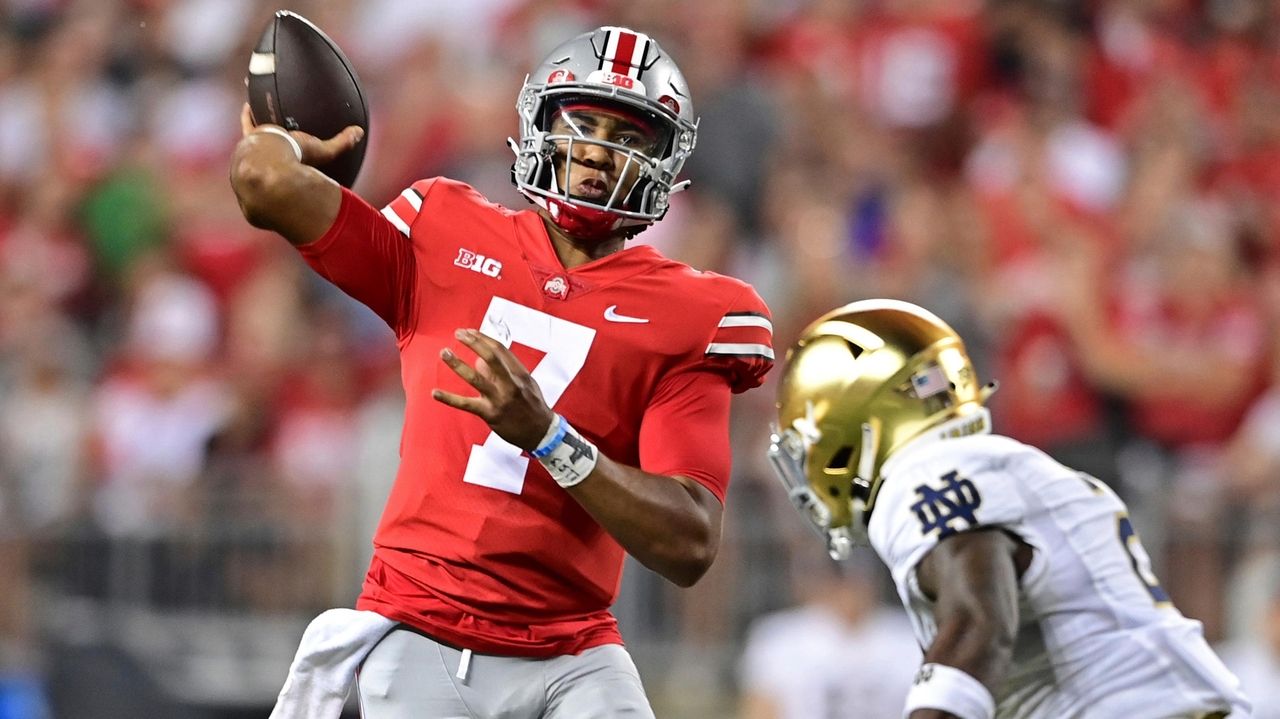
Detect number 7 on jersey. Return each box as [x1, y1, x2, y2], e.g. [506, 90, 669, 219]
[461, 297, 596, 494]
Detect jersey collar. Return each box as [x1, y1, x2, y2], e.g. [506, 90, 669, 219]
[516, 209, 666, 276]
[878, 407, 993, 479]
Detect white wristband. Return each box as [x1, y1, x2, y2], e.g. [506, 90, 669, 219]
[256, 126, 303, 162]
[531, 414, 597, 488]
[903, 663, 995, 719]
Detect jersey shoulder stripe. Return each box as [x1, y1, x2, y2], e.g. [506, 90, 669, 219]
[705, 342, 774, 360]
[717, 312, 773, 332]
[708, 309, 773, 359]
[380, 179, 435, 237]
[696, 283, 775, 390]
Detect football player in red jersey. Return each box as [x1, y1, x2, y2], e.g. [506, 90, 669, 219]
[231, 26, 773, 718]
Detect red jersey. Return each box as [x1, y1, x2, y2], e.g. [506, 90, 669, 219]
[296, 178, 773, 656]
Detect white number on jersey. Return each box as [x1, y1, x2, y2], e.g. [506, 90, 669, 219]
[461, 297, 596, 494]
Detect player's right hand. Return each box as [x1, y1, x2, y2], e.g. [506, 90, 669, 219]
[239, 102, 363, 166]
[432, 329, 558, 452]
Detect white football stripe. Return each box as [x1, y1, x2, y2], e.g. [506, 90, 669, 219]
[402, 188, 422, 212]
[381, 206, 411, 237]
[248, 52, 276, 75]
[717, 315, 773, 332]
[630, 37, 650, 77]
[706, 342, 775, 360]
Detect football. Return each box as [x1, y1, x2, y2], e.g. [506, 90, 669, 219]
[246, 10, 369, 188]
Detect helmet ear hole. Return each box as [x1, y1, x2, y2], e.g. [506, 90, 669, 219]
[825, 446, 853, 474]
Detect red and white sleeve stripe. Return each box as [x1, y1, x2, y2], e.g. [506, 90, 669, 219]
[705, 312, 774, 360]
[379, 180, 433, 237]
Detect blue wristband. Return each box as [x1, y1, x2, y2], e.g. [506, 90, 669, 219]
[530, 415, 568, 459]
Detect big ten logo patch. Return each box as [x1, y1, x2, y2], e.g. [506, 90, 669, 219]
[599, 72, 634, 89]
[910, 470, 982, 540]
[586, 69, 641, 92]
[454, 249, 502, 278]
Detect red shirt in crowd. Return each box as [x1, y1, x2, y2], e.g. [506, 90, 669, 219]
[1116, 293, 1268, 447]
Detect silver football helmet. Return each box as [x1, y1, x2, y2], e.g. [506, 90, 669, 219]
[510, 26, 698, 239]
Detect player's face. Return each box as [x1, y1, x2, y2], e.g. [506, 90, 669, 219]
[547, 105, 664, 206]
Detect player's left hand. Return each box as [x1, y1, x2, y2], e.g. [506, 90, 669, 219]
[432, 329, 556, 451]
[239, 102, 363, 166]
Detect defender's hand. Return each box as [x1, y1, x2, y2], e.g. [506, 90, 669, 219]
[432, 329, 557, 451]
[239, 102, 363, 166]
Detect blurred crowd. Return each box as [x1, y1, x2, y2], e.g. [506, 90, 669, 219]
[4, 0, 1280, 716]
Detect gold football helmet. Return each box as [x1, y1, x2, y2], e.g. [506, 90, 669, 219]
[769, 299, 996, 558]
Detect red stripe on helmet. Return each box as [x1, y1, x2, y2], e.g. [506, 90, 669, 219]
[611, 31, 637, 75]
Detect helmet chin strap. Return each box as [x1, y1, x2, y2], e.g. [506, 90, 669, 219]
[544, 197, 624, 240]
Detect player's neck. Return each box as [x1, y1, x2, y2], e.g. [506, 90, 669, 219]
[542, 217, 625, 269]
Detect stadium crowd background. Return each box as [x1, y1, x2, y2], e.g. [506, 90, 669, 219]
[3, 0, 1280, 716]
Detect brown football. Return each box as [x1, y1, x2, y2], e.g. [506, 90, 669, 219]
[246, 10, 369, 188]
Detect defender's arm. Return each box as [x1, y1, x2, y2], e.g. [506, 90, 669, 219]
[907, 528, 1029, 719]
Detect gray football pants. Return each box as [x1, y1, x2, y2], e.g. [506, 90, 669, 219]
[356, 627, 656, 718]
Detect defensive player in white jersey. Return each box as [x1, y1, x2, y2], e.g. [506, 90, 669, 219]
[768, 299, 1252, 719]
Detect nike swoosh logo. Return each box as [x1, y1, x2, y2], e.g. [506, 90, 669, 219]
[603, 305, 649, 324]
